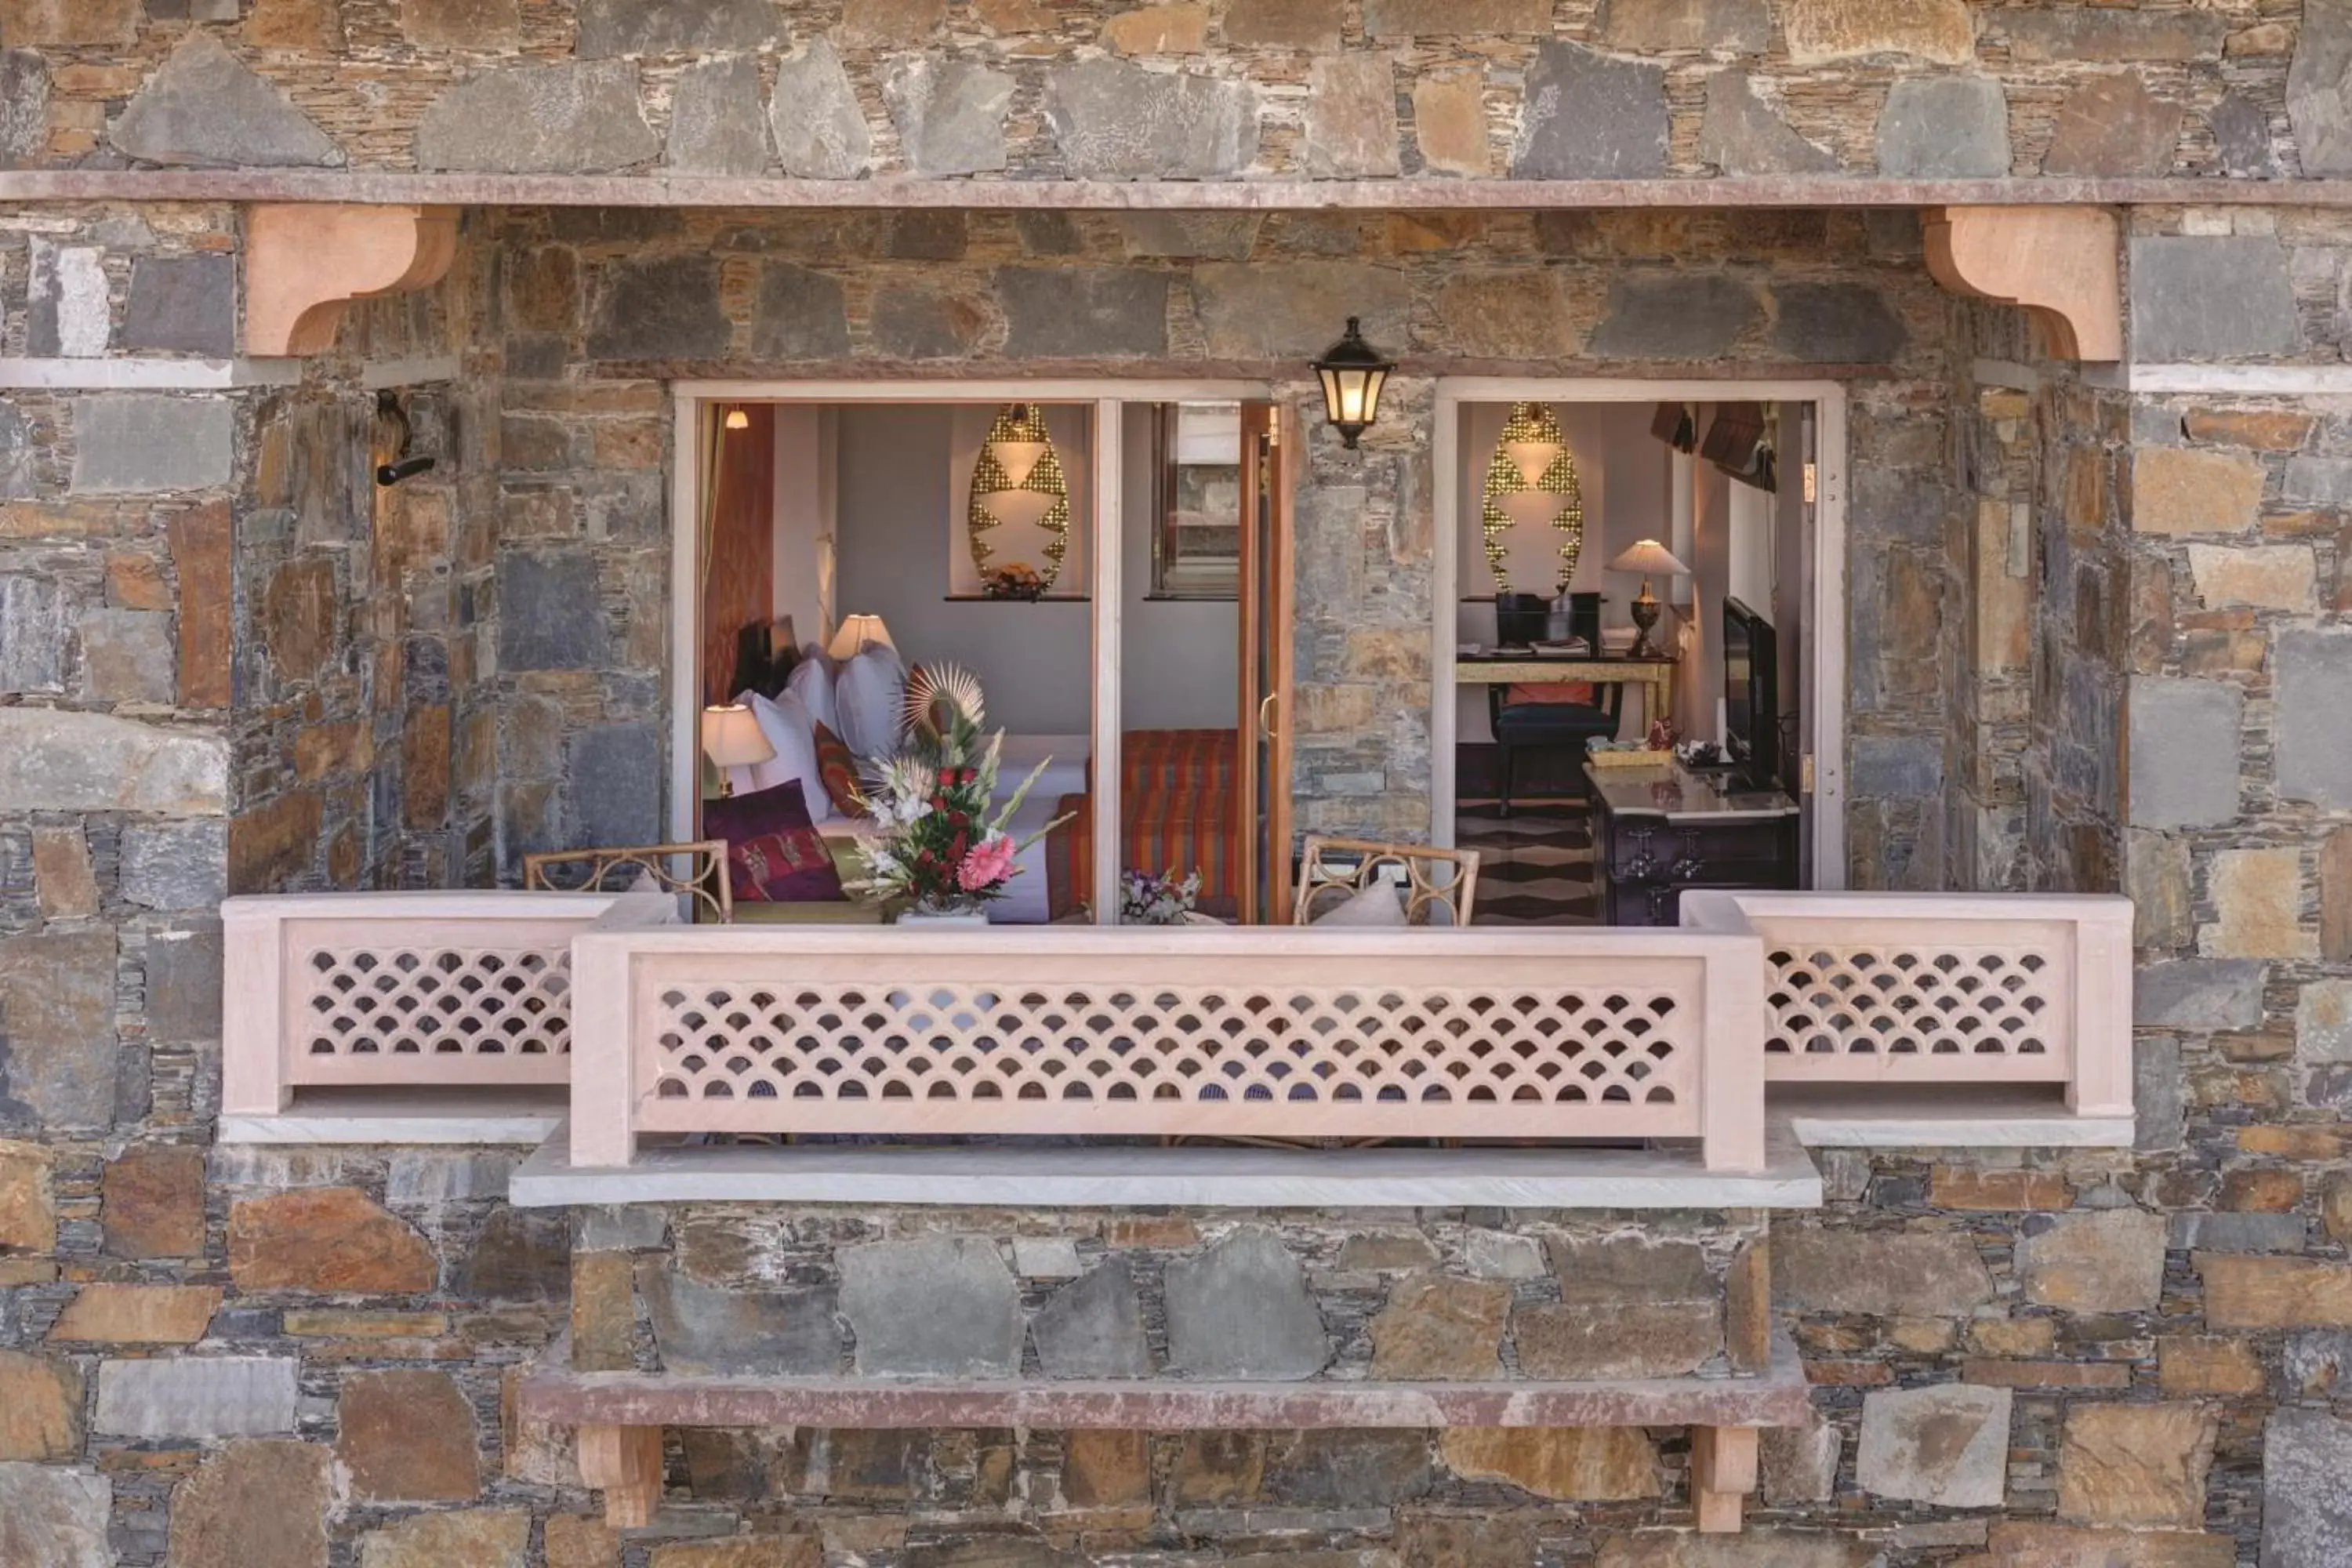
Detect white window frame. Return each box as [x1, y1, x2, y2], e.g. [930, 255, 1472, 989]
[670, 379, 1270, 921]
[1430, 378, 1851, 891]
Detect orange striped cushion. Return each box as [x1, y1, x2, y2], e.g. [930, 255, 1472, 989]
[1505, 682, 1596, 706]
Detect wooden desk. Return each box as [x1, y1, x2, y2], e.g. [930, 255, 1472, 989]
[1585, 760, 1799, 927]
[1456, 653, 1677, 724]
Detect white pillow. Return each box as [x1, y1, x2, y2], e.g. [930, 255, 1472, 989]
[1312, 881, 1410, 927]
[739, 690, 829, 822]
[834, 646, 906, 760]
[785, 656, 838, 735]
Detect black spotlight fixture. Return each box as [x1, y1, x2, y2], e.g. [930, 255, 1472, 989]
[1313, 316, 1393, 450]
[373, 390, 437, 487]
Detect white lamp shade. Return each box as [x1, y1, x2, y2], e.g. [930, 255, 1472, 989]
[1608, 538, 1691, 577]
[1503, 438, 1563, 488]
[827, 613, 895, 659]
[980, 488, 1058, 532]
[1495, 490, 1567, 530]
[701, 703, 775, 768]
[989, 437, 1048, 488]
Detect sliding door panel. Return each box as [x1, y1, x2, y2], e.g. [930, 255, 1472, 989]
[1236, 401, 1295, 924]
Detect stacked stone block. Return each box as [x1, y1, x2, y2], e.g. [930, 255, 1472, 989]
[573, 1209, 1773, 1384]
[0, 0, 2344, 185]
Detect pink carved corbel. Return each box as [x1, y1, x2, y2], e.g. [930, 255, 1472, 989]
[245, 203, 459, 358]
[1923, 205, 2123, 363]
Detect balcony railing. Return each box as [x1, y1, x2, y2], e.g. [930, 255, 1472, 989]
[1681, 890, 2133, 1116]
[220, 891, 626, 1116]
[219, 888, 2133, 1164]
[566, 921, 1769, 1169]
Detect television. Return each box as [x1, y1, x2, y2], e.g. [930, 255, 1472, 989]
[1722, 597, 1779, 789]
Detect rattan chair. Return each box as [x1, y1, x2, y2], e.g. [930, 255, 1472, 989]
[1292, 835, 1482, 926]
[522, 841, 731, 923]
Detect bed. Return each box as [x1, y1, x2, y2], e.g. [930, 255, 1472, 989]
[819, 728, 1236, 924]
[734, 627, 1234, 924]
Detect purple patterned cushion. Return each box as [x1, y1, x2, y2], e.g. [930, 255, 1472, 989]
[704, 780, 846, 903]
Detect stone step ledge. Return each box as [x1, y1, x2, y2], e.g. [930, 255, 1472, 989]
[517, 1331, 1812, 1432]
[1773, 1085, 2135, 1149]
[218, 1087, 567, 1146]
[508, 1121, 1826, 1210]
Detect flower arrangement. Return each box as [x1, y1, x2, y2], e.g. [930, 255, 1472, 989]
[981, 562, 1048, 601]
[849, 663, 1066, 916]
[1120, 868, 1203, 926]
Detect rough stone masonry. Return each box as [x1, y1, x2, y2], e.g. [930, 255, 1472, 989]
[1, 2, 2351, 1566]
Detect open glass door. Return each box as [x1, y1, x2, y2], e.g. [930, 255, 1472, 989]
[1235, 401, 1295, 924]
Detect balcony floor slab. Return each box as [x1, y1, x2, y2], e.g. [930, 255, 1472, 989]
[508, 1120, 1824, 1210]
[219, 1087, 569, 1145]
[1773, 1084, 2134, 1148]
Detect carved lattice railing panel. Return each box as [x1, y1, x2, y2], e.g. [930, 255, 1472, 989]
[296, 936, 576, 1072]
[1761, 941, 2067, 1065]
[1681, 894, 2133, 1107]
[644, 979, 1693, 1134]
[223, 894, 629, 1109]
[586, 934, 1754, 1151]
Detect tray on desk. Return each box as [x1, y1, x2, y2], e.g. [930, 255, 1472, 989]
[1584, 746, 1675, 771]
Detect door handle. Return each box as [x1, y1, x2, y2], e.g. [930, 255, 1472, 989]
[1258, 692, 1279, 741]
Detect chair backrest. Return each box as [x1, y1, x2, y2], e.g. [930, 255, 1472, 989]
[522, 841, 732, 924]
[1292, 836, 1481, 926]
[1567, 591, 1602, 652]
[1494, 591, 1550, 648]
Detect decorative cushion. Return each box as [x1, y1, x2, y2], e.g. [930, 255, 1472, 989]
[785, 655, 839, 735]
[812, 720, 866, 818]
[1312, 880, 1410, 927]
[703, 779, 846, 903]
[834, 645, 906, 760]
[739, 689, 830, 823]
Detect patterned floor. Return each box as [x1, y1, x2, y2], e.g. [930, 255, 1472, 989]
[1457, 799, 1600, 925]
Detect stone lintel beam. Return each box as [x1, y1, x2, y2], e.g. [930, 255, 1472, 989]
[9, 170, 2352, 212]
[518, 1334, 1814, 1432]
[1924, 205, 2124, 362]
[244, 203, 459, 358]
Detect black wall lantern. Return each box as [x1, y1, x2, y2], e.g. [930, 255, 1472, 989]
[372, 390, 437, 486]
[1313, 317, 1392, 449]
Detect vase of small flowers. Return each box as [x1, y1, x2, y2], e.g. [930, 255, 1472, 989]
[851, 663, 1067, 923]
[981, 562, 1048, 601]
[1120, 868, 1203, 926]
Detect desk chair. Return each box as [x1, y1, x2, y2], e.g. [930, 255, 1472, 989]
[1489, 591, 1618, 817]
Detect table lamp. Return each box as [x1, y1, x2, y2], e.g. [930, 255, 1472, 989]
[700, 702, 774, 797]
[827, 612, 894, 660]
[1607, 539, 1690, 659]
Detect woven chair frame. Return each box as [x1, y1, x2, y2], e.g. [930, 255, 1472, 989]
[522, 841, 731, 924]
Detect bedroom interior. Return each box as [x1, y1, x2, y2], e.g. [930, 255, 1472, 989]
[1452, 398, 1816, 925]
[692, 395, 1257, 926]
[684, 389, 1820, 929]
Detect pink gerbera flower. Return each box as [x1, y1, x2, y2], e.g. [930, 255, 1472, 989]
[956, 834, 1018, 892]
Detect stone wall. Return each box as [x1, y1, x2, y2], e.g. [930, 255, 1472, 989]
[233, 258, 504, 895]
[5, 36, 2352, 1556]
[0, 0, 2345, 187]
[571, 1207, 1773, 1383]
[0, 202, 242, 1179]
